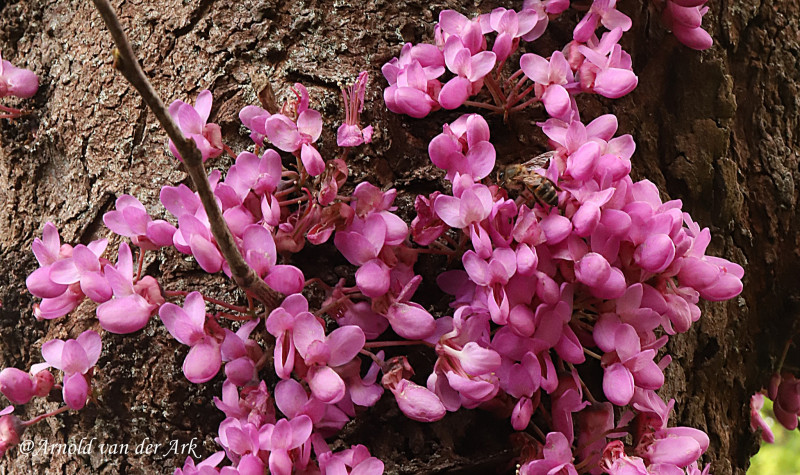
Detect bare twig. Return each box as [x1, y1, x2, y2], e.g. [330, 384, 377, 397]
[91, 0, 283, 308]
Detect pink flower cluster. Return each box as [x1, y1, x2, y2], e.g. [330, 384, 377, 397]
[25, 220, 167, 333]
[9, 1, 731, 471]
[0, 330, 98, 411]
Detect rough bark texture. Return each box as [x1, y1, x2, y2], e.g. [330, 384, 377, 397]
[1, 0, 798, 473]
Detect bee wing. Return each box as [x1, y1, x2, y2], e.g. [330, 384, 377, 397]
[520, 151, 557, 172]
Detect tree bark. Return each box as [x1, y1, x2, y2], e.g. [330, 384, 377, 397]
[1, 0, 798, 473]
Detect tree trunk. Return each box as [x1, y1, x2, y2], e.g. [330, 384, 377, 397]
[1, 0, 798, 473]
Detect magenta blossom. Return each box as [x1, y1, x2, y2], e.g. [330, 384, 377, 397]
[265, 84, 325, 176]
[439, 36, 496, 109]
[38, 330, 102, 410]
[318, 444, 385, 475]
[258, 415, 313, 475]
[480, 7, 543, 62]
[0, 368, 53, 405]
[338, 71, 373, 147]
[382, 43, 444, 118]
[103, 195, 176, 250]
[577, 28, 638, 99]
[159, 291, 222, 384]
[0, 52, 38, 99]
[428, 114, 496, 181]
[520, 51, 577, 121]
[573, 0, 632, 43]
[519, 431, 578, 475]
[97, 243, 164, 334]
[168, 89, 224, 162]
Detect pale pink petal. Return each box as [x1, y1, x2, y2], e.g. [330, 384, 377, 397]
[297, 110, 323, 142]
[63, 373, 89, 410]
[265, 115, 302, 152]
[308, 366, 346, 403]
[183, 337, 221, 383]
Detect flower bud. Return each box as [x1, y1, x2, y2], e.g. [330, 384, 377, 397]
[0, 368, 34, 405]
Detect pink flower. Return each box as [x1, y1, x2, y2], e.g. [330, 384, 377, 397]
[266, 294, 313, 379]
[0, 368, 53, 405]
[26, 223, 87, 320]
[338, 71, 373, 147]
[96, 243, 163, 333]
[388, 379, 446, 422]
[0, 408, 24, 459]
[103, 195, 176, 250]
[48, 239, 112, 303]
[428, 114, 496, 180]
[168, 90, 224, 162]
[436, 10, 486, 54]
[439, 36, 496, 109]
[39, 330, 102, 410]
[291, 311, 366, 404]
[239, 105, 271, 145]
[598, 324, 664, 406]
[318, 444, 384, 475]
[159, 292, 221, 383]
[220, 319, 262, 387]
[572, 0, 632, 43]
[174, 452, 226, 475]
[663, 2, 713, 51]
[241, 224, 305, 295]
[258, 416, 313, 475]
[382, 43, 444, 118]
[481, 8, 542, 62]
[577, 28, 638, 99]
[265, 84, 325, 176]
[0, 52, 38, 99]
[520, 51, 577, 121]
[749, 393, 774, 442]
[520, 431, 578, 475]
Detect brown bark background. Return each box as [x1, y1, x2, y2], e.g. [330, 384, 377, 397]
[1, 0, 798, 473]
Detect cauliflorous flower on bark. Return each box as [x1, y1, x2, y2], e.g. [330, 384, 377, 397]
[174, 451, 226, 475]
[519, 431, 578, 475]
[258, 415, 313, 475]
[338, 71, 373, 147]
[103, 195, 176, 250]
[662, 1, 713, 51]
[0, 367, 53, 405]
[572, 0, 632, 43]
[26, 222, 88, 320]
[220, 319, 262, 387]
[438, 36, 496, 109]
[318, 444, 385, 475]
[291, 310, 366, 404]
[0, 407, 24, 459]
[0, 52, 38, 99]
[159, 291, 222, 384]
[48, 239, 112, 304]
[428, 114, 496, 181]
[239, 105, 271, 145]
[479, 7, 542, 62]
[382, 43, 444, 118]
[168, 90, 224, 162]
[520, 51, 578, 121]
[577, 28, 638, 99]
[39, 330, 102, 410]
[96, 243, 164, 333]
[265, 84, 325, 176]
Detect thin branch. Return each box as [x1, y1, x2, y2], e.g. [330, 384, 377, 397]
[91, 0, 283, 308]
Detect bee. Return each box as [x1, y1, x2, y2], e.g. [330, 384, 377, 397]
[497, 151, 560, 207]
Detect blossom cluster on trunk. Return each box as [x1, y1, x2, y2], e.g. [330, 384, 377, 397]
[1, 0, 746, 473]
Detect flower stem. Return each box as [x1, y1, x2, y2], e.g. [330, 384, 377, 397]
[22, 405, 70, 427]
[164, 290, 252, 314]
[90, 0, 283, 309]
